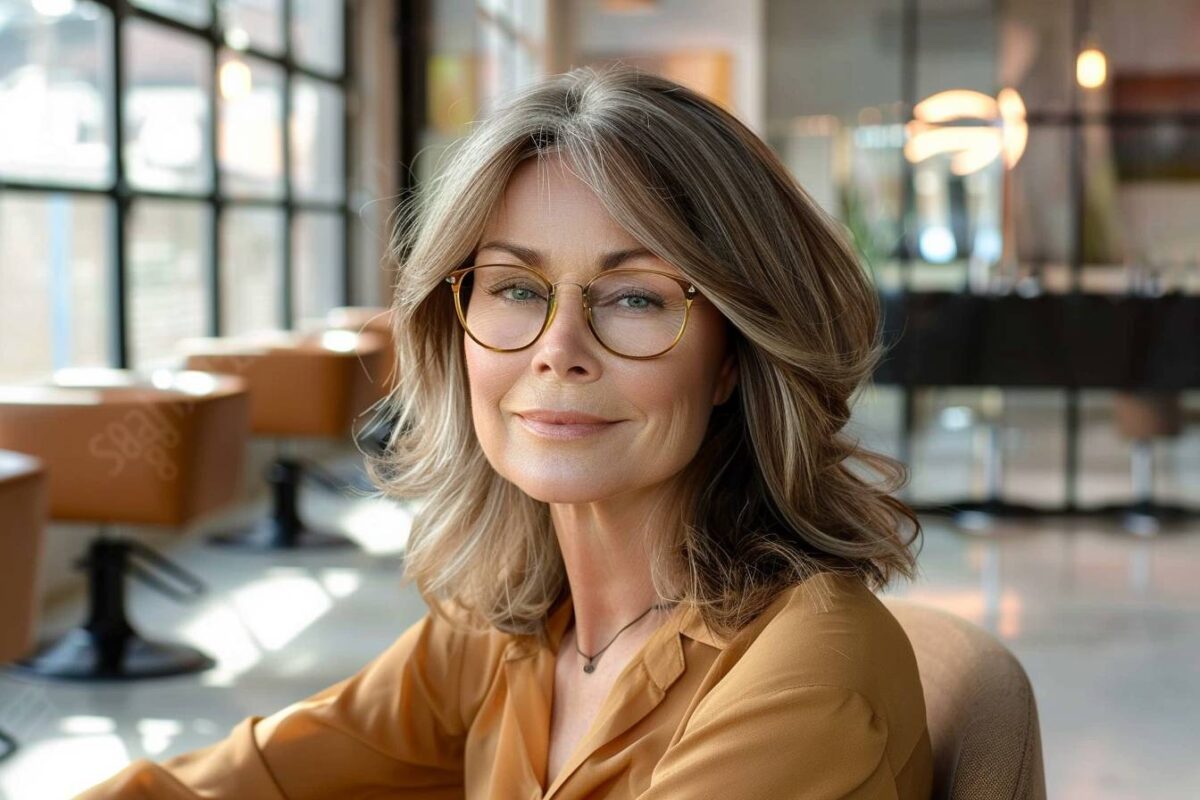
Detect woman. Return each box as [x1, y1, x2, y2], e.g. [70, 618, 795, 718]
[80, 65, 930, 799]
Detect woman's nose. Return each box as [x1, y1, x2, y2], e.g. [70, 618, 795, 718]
[544, 282, 590, 335]
[530, 283, 603, 378]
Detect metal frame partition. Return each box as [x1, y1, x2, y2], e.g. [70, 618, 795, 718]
[889, 0, 1200, 524]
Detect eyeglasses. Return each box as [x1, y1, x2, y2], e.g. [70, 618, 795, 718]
[445, 263, 700, 359]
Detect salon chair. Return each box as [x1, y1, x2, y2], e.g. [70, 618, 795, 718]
[319, 307, 399, 488]
[324, 306, 396, 397]
[181, 329, 387, 550]
[1103, 391, 1195, 535]
[883, 598, 1047, 800]
[0, 450, 47, 758]
[0, 369, 250, 680]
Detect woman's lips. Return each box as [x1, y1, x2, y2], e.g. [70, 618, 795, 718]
[515, 414, 621, 440]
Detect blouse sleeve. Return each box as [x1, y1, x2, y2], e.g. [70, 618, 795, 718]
[74, 607, 496, 800]
[635, 684, 898, 800]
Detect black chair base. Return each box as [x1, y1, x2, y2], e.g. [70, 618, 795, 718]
[915, 498, 1050, 531]
[9, 536, 212, 682]
[0, 727, 16, 763]
[207, 457, 358, 551]
[209, 518, 355, 550]
[11, 627, 213, 682]
[1092, 500, 1200, 535]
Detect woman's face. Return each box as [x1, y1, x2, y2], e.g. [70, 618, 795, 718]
[463, 155, 738, 504]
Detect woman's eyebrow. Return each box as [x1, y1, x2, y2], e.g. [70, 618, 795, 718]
[476, 240, 655, 270]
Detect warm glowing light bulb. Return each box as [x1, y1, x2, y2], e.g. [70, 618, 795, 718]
[219, 58, 253, 101]
[997, 87, 1028, 168]
[1076, 47, 1107, 89]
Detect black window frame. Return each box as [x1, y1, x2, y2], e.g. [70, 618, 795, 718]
[0, 0, 356, 369]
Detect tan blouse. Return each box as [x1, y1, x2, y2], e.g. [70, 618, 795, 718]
[77, 571, 932, 799]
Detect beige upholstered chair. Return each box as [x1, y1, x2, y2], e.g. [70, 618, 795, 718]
[181, 329, 388, 550]
[1109, 391, 1189, 534]
[882, 599, 1047, 800]
[0, 450, 46, 760]
[0, 369, 250, 680]
[324, 306, 397, 400]
[323, 306, 400, 460]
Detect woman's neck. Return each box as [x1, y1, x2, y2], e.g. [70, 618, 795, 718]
[549, 488, 678, 655]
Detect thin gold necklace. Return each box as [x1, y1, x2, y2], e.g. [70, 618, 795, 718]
[575, 602, 674, 674]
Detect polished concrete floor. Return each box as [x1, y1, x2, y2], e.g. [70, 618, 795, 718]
[1, 452, 1198, 799]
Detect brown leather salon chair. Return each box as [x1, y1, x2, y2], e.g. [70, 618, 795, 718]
[0, 369, 250, 681]
[882, 598, 1047, 800]
[181, 329, 387, 551]
[324, 306, 396, 398]
[0, 449, 47, 760]
[322, 306, 400, 464]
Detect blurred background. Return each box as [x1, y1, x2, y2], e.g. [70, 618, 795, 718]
[0, 0, 1198, 797]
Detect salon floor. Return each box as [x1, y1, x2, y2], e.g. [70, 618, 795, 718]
[2, 443, 1199, 799]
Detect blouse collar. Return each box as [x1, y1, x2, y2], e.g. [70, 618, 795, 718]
[504, 586, 729, 682]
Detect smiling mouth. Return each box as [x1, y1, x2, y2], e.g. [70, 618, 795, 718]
[514, 414, 621, 440]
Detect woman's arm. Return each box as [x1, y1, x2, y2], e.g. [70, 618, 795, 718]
[636, 683, 898, 800]
[74, 608, 487, 800]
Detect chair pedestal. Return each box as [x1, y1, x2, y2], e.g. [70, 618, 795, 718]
[1100, 392, 1199, 534]
[12, 536, 213, 681]
[208, 458, 354, 550]
[1095, 439, 1199, 535]
[916, 421, 1045, 530]
[0, 728, 14, 763]
[182, 331, 387, 550]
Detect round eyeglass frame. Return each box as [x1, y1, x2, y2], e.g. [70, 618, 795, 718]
[445, 263, 701, 360]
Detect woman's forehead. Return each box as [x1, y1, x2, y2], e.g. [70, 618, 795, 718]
[472, 240, 685, 282]
[487, 161, 619, 232]
[475, 157, 680, 274]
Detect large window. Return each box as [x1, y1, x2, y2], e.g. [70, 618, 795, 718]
[0, 0, 354, 379]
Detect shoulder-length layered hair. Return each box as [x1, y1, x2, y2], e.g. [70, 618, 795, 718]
[368, 64, 922, 641]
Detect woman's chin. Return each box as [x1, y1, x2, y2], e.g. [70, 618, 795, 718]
[507, 474, 622, 505]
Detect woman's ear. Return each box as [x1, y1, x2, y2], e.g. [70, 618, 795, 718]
[712, 350, 739, 406]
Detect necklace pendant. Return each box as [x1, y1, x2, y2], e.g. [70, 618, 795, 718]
[583, 662, 595, 674]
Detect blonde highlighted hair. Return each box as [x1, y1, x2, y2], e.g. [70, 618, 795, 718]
[368, 65, 922, 641]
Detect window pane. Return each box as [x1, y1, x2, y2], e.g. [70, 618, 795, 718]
[1091, 0, 1200, 114]
[124, 19, 212, 193]
[512, 0, 546, 39]
[292, 211, 343, 324]
[1000, 0, 1073, 113]
[291, 0, 343, 76]
[908, 125, 1075, 292]
[129, 200, 211, 368]
[0, 192, 112, 383]
[218, 51, 284, 198]
[766, 0, 903, 124]
[132, 0, 212, 27]
[290, 77, 344, 203]
[221, 207, 284, 335]
[907, 387, 982, 505]
[0, 1, 113, 187]
[1082, 122, 1200, 294]
[1009, 126, 1073, 291]
[220, 0, 284, 55]
[915, 2, 997, 104]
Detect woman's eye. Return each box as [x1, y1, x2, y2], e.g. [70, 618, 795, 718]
[618, 293, 662, 310]
[489, 282, 544, 301]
